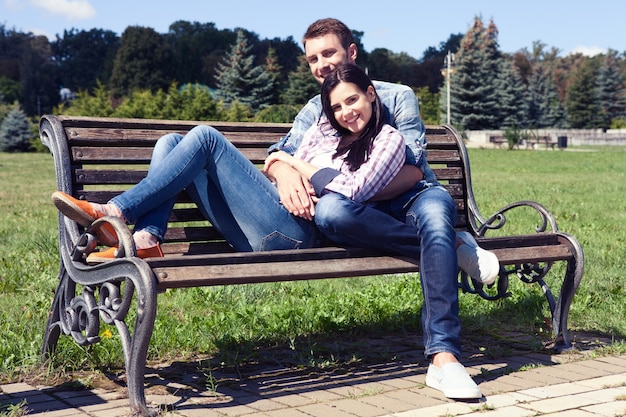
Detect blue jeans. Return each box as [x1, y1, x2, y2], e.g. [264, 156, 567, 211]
[314, 185, 461, 359]
[110, 125, 323, 251]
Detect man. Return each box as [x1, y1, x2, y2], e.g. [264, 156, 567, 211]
[266, 18, 498, 399]
[53, 17, 497, 400]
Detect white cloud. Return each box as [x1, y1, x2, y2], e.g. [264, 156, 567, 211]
[30, 0, 95, 20]
[568, 45, 606, 57]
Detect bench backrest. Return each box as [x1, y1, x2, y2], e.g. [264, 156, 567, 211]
[40, 115, 475, 255]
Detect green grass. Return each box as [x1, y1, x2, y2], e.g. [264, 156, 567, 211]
[0, 147, 625, 387]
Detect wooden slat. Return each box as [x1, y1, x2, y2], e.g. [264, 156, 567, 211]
[66, 126, 287, 146]
[71, 146, 265, 164]
[149, 232, 575, 289]
[154, 256, 420, 288]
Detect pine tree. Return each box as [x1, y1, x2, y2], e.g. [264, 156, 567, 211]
[542, 73, 568, 128]
[595, 50, 626, 129]
[566, 60, 599, 128]
[496, 59, 528, 128]
[450, 16, 501, 130]
[264, 47, 283, 105]
[0, 106, 33, 152]
[214, 30, 274, 111]
[281, 55, 320, 106]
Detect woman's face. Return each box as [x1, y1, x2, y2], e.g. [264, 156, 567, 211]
[329, 81, 376, 137]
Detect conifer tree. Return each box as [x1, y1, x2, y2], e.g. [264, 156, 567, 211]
[214, 30, 274, 111]
[450, 16, 501, 130]
[566, 60, 599, 128]
[0, 106, 33, 152]
[496, 59, 528, 128]
[595, 50, 626, 129]
[264, 47, 283, 105]
[281, 55, 320, 106]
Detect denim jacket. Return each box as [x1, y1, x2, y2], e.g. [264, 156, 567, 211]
[268, 80, 437, 184]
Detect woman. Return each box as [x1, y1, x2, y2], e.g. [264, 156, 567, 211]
[264, 63, 406, 205]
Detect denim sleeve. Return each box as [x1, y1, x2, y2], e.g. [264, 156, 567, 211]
[392, 86, 426, 166]
[268, 96, 322, 156]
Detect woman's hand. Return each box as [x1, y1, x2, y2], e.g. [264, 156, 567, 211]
[264, 155, 316, 220]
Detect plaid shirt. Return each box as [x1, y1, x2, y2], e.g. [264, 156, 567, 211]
[270, 80, 427, 169]
[294, 119, 405, 202]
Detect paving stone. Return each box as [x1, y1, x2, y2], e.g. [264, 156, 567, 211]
[574, 373, 626, 389]
[6, 353, 626, 417]
[518, 393, 599, 414]
[296, 402, 359, 417]
[581, 399, 626, 417]
[360, 393, 428, 414]
[391, 400, 473, 417]
[329, 397, 388, 417]
[577, 386, 626, 402]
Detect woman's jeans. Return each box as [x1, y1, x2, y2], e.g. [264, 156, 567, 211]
[111, 123, 459, 358]
[314, 185, 461, 359]
[110, 125, 322, 252]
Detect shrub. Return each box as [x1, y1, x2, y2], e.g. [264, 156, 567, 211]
[0, 106, 34, 152]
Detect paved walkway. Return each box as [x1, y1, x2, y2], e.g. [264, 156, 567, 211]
[2, 350, 625, 417]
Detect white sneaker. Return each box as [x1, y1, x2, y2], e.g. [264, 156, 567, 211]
[456, 231, 499, 285]
[425, 362, 483, 399]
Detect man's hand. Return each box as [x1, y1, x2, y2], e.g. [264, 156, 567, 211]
[265, 159, 316, 220]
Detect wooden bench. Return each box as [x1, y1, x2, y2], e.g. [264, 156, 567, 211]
[488, 135, 508, 148]
[525, 136, 558, 150]
[39, 115, 584, 416]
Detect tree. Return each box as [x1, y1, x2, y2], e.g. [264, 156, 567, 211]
[527, 65, 567, 128]
[0, 106, 33, 152]
[281, 55, 319, 106]
[166, 21, 235, 88]
[414, 86, 440, 125]
[496, 59, 528, 128]
[264, 47, 283, 105]
[566, 59, 600, 128]
[214, 30, 274, 111]
[450, 16, 501, 130]
[20, 35, 58, 115]
[109, 26, 175, 97]
[0, 76, 21, 103]
[52, 28, 119, 93]
[55, 80, 115, 117]
[595, 50, 626, 129]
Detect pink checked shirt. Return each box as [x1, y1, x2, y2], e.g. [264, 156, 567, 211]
[294, 118, 406, 202]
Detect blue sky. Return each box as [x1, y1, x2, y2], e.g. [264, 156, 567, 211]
[1, 0, 622, 59]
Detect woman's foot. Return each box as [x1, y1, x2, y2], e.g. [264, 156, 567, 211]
[86, 243, 164, 263]
[52, 191, 123, 246]
[86, 230, 163, 263]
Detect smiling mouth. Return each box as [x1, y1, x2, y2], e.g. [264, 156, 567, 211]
[345, 115, 359, 125]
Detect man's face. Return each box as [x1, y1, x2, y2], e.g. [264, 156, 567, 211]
[304, 33, 357, 85]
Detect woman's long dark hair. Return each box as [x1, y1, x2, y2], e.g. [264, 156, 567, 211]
[321, 64, 387, 171]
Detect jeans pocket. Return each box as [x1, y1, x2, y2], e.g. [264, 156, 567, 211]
[259, 231, 303, 251]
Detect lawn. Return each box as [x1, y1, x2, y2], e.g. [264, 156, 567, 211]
[0, 146, 625, 387]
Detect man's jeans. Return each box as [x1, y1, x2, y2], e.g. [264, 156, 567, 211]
[314, 185, 461, 359]
[110, 125, 322, 252]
